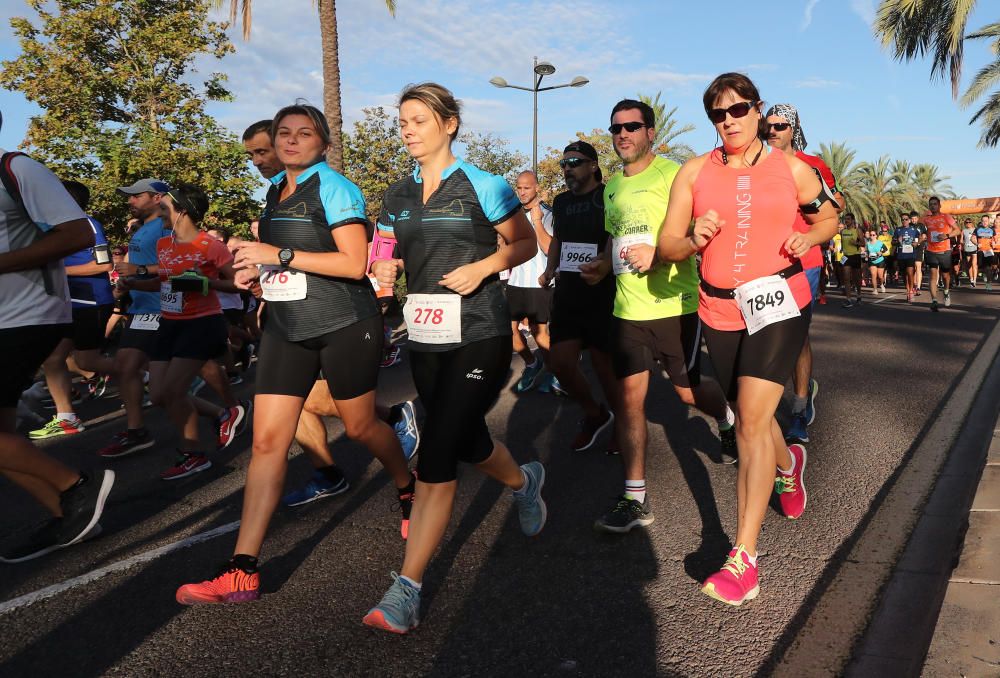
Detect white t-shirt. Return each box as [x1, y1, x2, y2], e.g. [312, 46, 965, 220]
[508, 203, 553, 289]
[0, 149, 85, 328]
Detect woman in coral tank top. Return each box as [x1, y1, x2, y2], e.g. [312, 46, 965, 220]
[658, 73, 839, 607]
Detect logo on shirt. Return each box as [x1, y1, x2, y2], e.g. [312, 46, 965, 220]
[608, 192, 616, 202]
[278, 201, 308, 218]
[428, 199, 465, 217]
[399, 210, 411, 221]
[732, 176, 752, 286]
[465, 367, 484, 381]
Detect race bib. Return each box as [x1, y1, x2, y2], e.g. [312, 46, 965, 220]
[499, 269, 510, 281]
[931, 231, 947, 243]
[369, 275, 381, 291]
[403, 294, 461, 344]
[130, 313, 160, 331]
[839, 255, 848, 265]
[735, 275, 801, 336]
[559, 242, 598, 273]
[160, 283, 183, 314]
[612, 233, 652, 275]
[260, 265, 307, 302]
[900, 244, 914, 254]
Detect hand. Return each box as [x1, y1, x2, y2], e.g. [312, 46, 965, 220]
[233, 241, 280, 269]
[579, 258, 610, 286]
[439, 261, 486, 295]
[249, 281, 263, 299]
[692, 210, 724, 249]
[116, 276, 133, 291]
[529, 204, 543, 224]
[538, 269, 556, 287]
[626, 244, 656, 274]
[234, 267, 260, 290]
[372, 259, 399, 290]
[114, 261, 136, 277]
[784, 232, 812, 258]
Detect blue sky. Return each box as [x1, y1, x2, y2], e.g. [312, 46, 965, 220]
[1, 0, 997, 198]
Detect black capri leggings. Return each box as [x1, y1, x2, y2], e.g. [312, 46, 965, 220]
[410, 335, 511, 483]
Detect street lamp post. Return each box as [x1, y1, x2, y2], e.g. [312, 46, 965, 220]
[490, 57, 589, 175]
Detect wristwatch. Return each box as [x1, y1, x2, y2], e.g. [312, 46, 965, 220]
[136, 265, 148, 276]
[278, 248, 295, 269]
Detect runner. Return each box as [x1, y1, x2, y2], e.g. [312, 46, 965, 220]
[878, 223, 895, 290]
[29, 180, 116, 440]
[894, 213, 920, 301]
[975, 215, 995, 291]
[918, 196, 960, 311]
[839, 213, 864, 308]
[363, 83, 546, 633]
[659, 72, 839, 606]
[175, 103, 415, 604]
[866, 228, 889, 294]
[539, 140, 617, 452]
[509, 171, 560, 394]
[992, 215, 1000, 289]
[961, 218, 978, 287]
[579, 98, 736, 534]
[0, 135, 115, 563]
[912, 210, 927, 294]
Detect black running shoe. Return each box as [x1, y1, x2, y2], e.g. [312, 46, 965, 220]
[720, 426, 738, 464]
[0, 520, 103, 564]
[594, 495, 654, 533]
[59, 470, 116, 547]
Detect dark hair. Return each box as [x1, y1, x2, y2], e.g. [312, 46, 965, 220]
[61, 180, 90, 210]
[398, 82, 462, 140]
[928, 195, 941, 203]
[242, 119, 273, 142]
[844, 212, 855, 220]
[610, 99, 655, 128]
[167, 182, 209, 223]
[208, 226, 231, 242]
[909, 211, 919, 218]
[272, 102, 331, 149]
[703, 72, 767, 139]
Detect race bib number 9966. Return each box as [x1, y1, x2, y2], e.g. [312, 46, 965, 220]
[559, 242, 598, 273]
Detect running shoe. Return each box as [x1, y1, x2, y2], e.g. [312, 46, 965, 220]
[29, 416, 85, 440]
[537, 372, 566, 395]
[701, 544, 759, 606]
[86, 374, 111, 399]
[175, 560, 260, 605]
[971, 280, 977, 288]
[98, 429, 155, 459]
[931, 299, 940, 312]
[281, 469, 349, 507]
[58, 469, 116, 548]
[228, 373, 244, 386]
[907, 291, 913, 303]
[775, 444, 808, 519]
[513, 461, 546, 536]
[235, 399, 252, 437]
[217, 404, 247, 450]
[160, 453, 212, 481]
[380, 345, 402, 368]
[513, 360, 543, 393]
[880, 284, 886, 293]
[987, 282, 993, 292]
[803, 378, 819, 426]
[719, 425, 738, 464]
[188, 376, 206, 397]
[397, 473, 416, 540]
[393, 400, 420, 461]
[594, 495, 654, 533]
[784, 412, 809, 444]
[363, 572, 421, 634]
[841, 299, 855, 309]
[572, 407, 615, 452]
[944, 291, 951, 307]
[0, 520, 102, 564]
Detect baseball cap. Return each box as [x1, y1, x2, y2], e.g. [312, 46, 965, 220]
[116, 178, 170, 195]
[563, 140, 598, 161]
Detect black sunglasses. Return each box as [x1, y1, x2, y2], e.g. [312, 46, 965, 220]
[559, 157, 591, 169]
[767, 122, 791, 132]
[608, 121, 647, 135]
[707, 101, 756, 124]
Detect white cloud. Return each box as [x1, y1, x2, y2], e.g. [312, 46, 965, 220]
[801, 0, 820, 31]
[851, 0, 875, 26]
[793, 77, 842, 89]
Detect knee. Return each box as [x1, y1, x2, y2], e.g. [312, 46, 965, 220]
[735, 410, 771, 441]
[343, 415, 380, 443]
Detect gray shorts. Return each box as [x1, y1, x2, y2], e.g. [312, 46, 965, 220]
[924, 251, 953, 270]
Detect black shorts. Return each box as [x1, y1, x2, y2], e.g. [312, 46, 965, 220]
[549, 288, 614, 353]
[223, 308, 245, 326]
[612, 313, 702, 387]
[256, 314, 382, 400]
[151, 315, 229, 363]
[118, 313, 162, 355]
[963, 251, 978, 262]
[845, 254, 862, 268]
[0, 324, 69, 408]
[914, 246, 926, 262]
[506, 285, 552, 324]
[703, 306, 812, 402]
[925, 251, 953, 270]
[410, 336, 510, 483]
[71, 303, 114, 351]
[978, 252, 995, 267]
[897, 257, 916, 270]
[870, 260, 886, 269]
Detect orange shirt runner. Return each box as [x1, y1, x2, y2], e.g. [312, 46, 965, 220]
[156, 232, 233, 320]
[923, 213, 957, 253]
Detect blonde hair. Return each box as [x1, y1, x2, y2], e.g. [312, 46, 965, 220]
[398, 82, 462, 140]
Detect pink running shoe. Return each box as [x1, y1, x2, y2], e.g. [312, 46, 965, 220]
[701, 544, 759, 606]
[775, 443, 808, 519]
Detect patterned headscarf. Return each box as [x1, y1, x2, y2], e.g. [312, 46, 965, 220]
[765, 103, 807, 152]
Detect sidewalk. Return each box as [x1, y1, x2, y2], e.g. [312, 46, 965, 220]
[923, 423, 1000, 676]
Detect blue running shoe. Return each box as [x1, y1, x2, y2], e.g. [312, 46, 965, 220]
[282, 470, 349, 507]
[363, 572, 421, 634]
[393, 400, 420, 461]
[188, 376, 206, 397]
[537, 373, 567, 395]
[803, 378, 819, 426]
[514, 360, 543, 393]
[784, 412, 809, 444]
[513, 461, 547, 536]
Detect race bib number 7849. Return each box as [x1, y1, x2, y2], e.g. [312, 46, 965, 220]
[734, 275, 801, 335]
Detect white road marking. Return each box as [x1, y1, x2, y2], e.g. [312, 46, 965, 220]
[873, 294, 901, 305]
[0, 520, 241, 616]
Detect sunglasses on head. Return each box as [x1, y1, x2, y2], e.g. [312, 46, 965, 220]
[767, 122, 791, 132]
[559, 157, 591, 169]
[707, 101, 756, 124]
[608, 121, 647, 135]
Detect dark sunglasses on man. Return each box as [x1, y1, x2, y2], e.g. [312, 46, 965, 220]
[767, 122, 791, 132]
[608, 121, 647, 135]
[707, 101, 758, 124]
[559, 157, 592, 169]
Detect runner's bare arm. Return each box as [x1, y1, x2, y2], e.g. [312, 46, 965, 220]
[439, 210, 535, 295]
[540, 234, 561, 287]
[579, 245, 611, 285]
[209, 260, 238, 294]
[660, 156, 714, 261]
[786, 156, 839, 257]
[0, 218, 92, 274]
[233, 221, 369, 280]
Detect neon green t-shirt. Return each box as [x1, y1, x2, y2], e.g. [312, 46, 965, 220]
[604, 156, 699, 321]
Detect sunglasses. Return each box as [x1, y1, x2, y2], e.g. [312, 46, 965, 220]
[559, 157, 591, 169]
[767, 122, 791, 132]
[707, 101, 756, 124]
[608, 121, 647, 135]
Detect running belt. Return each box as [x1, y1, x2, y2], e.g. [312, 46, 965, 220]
[699, 260, 803, 299]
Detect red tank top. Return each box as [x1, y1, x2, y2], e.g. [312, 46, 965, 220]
[692, 148, 811, 331]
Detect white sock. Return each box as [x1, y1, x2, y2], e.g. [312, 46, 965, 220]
[512, 468, 530, 496]
[624, 479, 646, 503]
[747, 552, 758, 567]
[777, 449, 796, 476]
[399, 575, 422, 591]
[56, 412, 77, 422]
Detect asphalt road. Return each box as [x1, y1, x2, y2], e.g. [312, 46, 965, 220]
[2, 283, 999, 677]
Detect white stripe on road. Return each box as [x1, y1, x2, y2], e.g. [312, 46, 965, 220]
[0, 520, 240, 616]
[873, 294, 901, 305]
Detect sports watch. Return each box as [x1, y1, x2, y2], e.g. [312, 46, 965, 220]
[136, 265, 148, 276]
[278, 248, 295, 269]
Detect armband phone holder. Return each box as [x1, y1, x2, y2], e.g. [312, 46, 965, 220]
[170, 270, 209, 295]
[93, 244, 111, 265]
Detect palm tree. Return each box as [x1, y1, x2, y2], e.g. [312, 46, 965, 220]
[911, 163, 955, 202]
[818, 141, 865, 217]
[961, 22, 1000, 146]
[853, 155, 910, 226]
[638, 92, 696, 164]
[216, 0, 397, 171]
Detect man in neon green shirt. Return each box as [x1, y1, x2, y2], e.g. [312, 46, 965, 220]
[580, 98, 733, 534]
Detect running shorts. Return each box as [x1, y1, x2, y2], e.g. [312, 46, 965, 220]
[409, 336, 510, 483]
[804, 267, 821, 311]
[845, 254, 862, 268]
[223, 308, 245, 327]
[71, 303, 114, 351]
[978, 252, 995, 267]
[151, 314, 228, 363]
[549, 292, 614, 353]
[0, 324, 69, 408]
[870, 260, 886, 269]
[255, 314, 382, 400]
[611, 313, 702, 387]
[703, 306, 812, 402]
[118, 313, 162, 355]
[925, 251, 953, 270]
[506, 285, 552, 324]
[897, 257, 916, 270]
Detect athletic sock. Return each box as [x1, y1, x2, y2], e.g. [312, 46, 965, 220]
[56, 412, 77, 422]
[791, 395, 808, 415]
[512, 468, 531, 496]
[127, 427, 146, 439]
[318, 465, 344, 484]
[717, 405, 736, 430]
[777, 451, 796, 476]
[397, 473, 416, 495]
[624, 479, 646, 503]
[746, 551, 758, 567]
[399, 575, 422, 591]
[231, 554, 258, 573]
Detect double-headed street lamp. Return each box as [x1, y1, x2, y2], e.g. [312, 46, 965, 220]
[490, 57, 589, 175]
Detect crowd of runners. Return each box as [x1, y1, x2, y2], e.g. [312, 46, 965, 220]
[1, 73, 993, 632]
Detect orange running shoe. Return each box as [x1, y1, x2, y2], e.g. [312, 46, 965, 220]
[176, 561, 260, 605]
